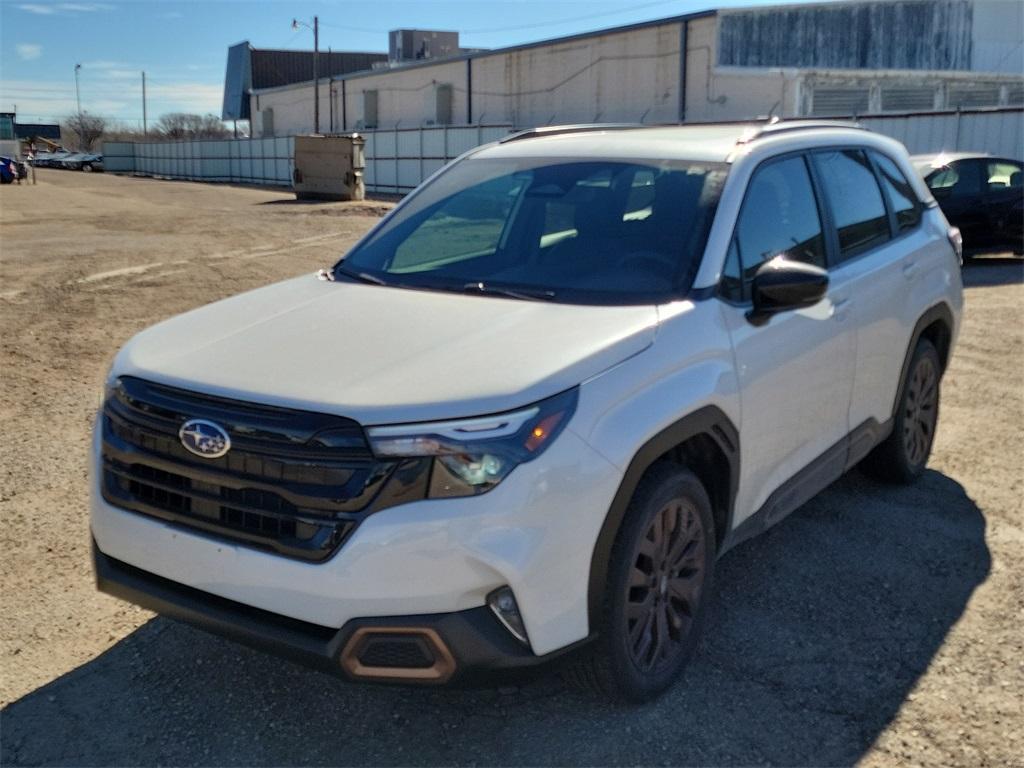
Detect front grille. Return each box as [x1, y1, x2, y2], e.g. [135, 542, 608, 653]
[100, 377, 418, 562]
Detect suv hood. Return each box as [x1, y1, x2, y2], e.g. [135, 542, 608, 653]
[111, 275, 659, 425]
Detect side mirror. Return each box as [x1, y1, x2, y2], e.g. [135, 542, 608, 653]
[747, 256, 829, 326]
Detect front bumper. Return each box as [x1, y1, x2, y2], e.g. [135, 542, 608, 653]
[93, 542, 591, 684]
[91, 419, 622, 657]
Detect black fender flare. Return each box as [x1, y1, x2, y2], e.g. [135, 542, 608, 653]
[586, 405, 739, 628]
[890, 302, 954, 419]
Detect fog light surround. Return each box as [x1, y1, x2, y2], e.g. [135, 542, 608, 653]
[487, 586, 530, 647]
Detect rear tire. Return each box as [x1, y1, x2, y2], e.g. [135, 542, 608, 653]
[862, 337, 941, 483]
[564, 464, 715, 702]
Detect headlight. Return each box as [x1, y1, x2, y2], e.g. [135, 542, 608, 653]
[366, 388, 578, 497]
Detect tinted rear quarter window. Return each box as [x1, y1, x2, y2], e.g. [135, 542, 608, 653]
[872, 151, 921, 233]
[812, 149, 890, 261]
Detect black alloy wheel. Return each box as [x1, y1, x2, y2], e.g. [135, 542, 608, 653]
[626, 496, 706, 673]
[863, 337, 942, 483]
[564, 464, 714, 702]
[902, 351, 938, 468]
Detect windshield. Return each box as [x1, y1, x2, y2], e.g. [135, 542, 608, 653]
[337, 156, 728, 304]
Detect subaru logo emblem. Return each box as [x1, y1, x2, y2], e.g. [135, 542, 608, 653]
[179, 419, 231, 459]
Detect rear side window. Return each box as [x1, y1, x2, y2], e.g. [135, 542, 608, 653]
[871, 151, 921, 233]
[986, 160, 1023, 192]
[721, 156, 826, 302]
[812, 150, 890, 260]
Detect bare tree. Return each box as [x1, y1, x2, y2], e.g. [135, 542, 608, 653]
[63, 112, 107, 151]
[155, 113, 230, 140]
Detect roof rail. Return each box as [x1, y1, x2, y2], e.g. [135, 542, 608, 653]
[738, 118, 866, 144]
[499, 123, 645, 144]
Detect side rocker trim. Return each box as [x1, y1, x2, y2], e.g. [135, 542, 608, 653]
[586, 405, 739, 628]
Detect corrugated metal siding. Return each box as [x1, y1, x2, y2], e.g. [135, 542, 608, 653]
[251, 50, 387, 90]
[718, 0, 973, 70]
[860, 108, 1023, 157]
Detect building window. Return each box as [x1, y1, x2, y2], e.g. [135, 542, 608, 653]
[363, 90, 379, 129]
[435, 84, 453, 126]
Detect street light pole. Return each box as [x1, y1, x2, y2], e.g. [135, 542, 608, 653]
[142, 71, 148, 135]
[313, 15, 319, 134]
[74, 64, 82, 114]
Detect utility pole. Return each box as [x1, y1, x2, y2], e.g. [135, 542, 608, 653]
[142, 71, 148, 135]
[313, 15, 320, 134]
[292, 16, 320, 134]
[74, 64, 82, 114]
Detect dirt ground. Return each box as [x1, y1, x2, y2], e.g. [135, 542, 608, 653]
[1, 170, 1021, 767]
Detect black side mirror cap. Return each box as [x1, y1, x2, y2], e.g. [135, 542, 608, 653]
[746, 256, 829, 326]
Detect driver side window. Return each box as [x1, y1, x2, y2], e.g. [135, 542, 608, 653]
[721, 155, 826, 303]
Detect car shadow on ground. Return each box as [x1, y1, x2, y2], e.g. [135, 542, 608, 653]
[961, 257, 1024, 288]
[2, 470, 989, 767]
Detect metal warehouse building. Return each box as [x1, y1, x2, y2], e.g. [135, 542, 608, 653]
[242, 0, 1023, 138]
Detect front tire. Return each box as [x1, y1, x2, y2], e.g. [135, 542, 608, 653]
[565, 464, 715, 702]
[863, 337, 941, 483]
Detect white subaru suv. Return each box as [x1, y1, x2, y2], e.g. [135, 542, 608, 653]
[92, 121, 963, 701]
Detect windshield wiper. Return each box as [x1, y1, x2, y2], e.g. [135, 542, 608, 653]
[462, 281, 557, 302]
[333, 265, 388, 285]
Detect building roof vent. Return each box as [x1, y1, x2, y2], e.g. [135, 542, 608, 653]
[948, 84, 1001, 109]
[880, 86, 937, 113]
[810, 88, 870, 116]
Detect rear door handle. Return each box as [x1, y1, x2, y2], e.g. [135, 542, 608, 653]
[903, 261, 919, 280]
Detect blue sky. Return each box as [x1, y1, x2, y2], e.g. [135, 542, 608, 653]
[0, 0, 815, 127]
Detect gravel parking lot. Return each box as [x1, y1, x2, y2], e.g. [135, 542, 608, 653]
[1, 170, 1021, 767]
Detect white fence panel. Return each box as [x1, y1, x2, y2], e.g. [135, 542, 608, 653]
[859, 108, 1023, 158]
[100, 137, 294, 186]
[99, 112, 1019, 196]
[360, 124, 514, 193]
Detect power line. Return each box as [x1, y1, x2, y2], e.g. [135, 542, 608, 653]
[318, 0, 686, 35]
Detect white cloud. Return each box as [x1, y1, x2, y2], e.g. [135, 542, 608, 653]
[17, 4, 57, 14]
[16, 44, 43, 61]
[16, 2, 112, 14]
[56, 2, 114, 10]
[82, 60, 130, 70]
